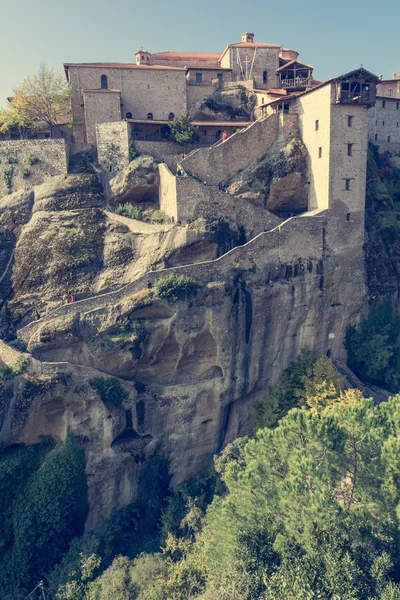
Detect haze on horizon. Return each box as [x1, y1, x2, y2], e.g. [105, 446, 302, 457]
[1, 0, 399, 107]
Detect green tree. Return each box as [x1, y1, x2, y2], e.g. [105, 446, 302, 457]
[168, 114, 199, 145]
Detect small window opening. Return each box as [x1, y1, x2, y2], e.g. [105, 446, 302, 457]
[147, 112, 153, 120]
[168, 112, 175, 121]
[397, 102, 400, 110]
[383, 121, 385, 126]
[348, 115, 353, 127]
[125, 112, 132, 119]
[382, 100, 386, 108]
[375, 134, 378, 141]
[388, 90, 393, 96]
[318, 147, 322, 158]
[346, 213, 351, 221]
[315, 120, 319, 131]
[344, 178, 351, 191]
[101, 74, 108, 89]
[263, 71, 268, 85]
[347, 143, 353, 156]
[217, 73, 223, 82]
[388, 135, 391, 142]
[196, 73, 203, 83]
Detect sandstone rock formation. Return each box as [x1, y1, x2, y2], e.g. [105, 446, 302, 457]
[190, 86, 257, 121]
[109, 155, 159, 204]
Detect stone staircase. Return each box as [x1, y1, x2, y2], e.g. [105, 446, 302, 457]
[332, 359, 391, 403]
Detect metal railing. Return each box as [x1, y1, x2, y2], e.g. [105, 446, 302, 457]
[281, 77, 310, 88]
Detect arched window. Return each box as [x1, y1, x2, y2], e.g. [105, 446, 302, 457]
[263, 71, 268, 85]
[168, 112, 175, 121]
[147, 112, 153, 120]
[101, 75, 108, 89]
[126, 112, 132, 119]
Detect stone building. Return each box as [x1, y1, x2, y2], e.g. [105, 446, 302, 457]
[64, 32, 316, 145]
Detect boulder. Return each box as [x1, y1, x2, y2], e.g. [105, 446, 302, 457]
[110, 155, 159, 204]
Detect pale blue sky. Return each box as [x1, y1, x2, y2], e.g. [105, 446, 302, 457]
[1, 0, 399, 107]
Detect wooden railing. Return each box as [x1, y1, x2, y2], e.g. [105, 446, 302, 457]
[281, 77, 310, 89]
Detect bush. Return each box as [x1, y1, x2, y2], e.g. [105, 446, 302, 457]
[115, 202, 142, 220]
[26, 155, 39, 165]
[168, 114, 199, 146]
[0, 357, 28, 382]
[90, 377, 129, 407]
[153, 274, 201, 303]
[3, 167, 13, 193]
[21, 167, 30, 178]
[129, 141, 140, 162]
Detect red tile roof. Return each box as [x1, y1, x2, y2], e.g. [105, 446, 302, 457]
[151, 52, 221, 59]
[64, 63, 185, 71]
[277, 59, 313, 72]
[229, 42, 280, 48]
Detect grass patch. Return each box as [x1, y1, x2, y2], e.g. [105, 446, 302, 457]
[115, 203, 142, 220]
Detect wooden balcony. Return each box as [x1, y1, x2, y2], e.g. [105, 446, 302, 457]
[280, 77, 311, 89]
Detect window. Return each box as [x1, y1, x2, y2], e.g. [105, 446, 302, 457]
[375, 134, 378, 141]
[382, 121, 385, 126]
[315, 120, 319, 131]
[347, 115, 353, 127]
[318, 147, 322, 158]
[101, 74, 108, 89]
[262, 97, 265, 104]
[388, 136, 391, 142]
[344, 179, 351, 191]
[388, 90, 393, 96]
[168, 112, 175, 121]
[382, 100, 386, 108]
[263, 71, 268, 85]
[217, 73, 223, 82]
[147, 112, 153, 120]
[346, 213, 351, 221]
[125, 112, 132, 119]
[347, 143, 353, 156]
[397, 122, 399, 128]
[375, 120, 378, 126]
[397, 103, 400, 110]
[196, 73, 203, 83]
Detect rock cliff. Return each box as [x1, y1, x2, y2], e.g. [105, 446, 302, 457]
[0, 144, 369, 531]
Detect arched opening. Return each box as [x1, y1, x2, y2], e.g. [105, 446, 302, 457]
[263, 71, 268, 85]
[125, 112, 132, 119]
[101, 74, 108, 89]
[168, 112, 175, 121]
[147, 112, 153, 120]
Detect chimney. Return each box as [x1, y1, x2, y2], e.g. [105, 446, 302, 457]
[241, 32, 255, 43]
[378, 74, 383, 80]
[393, 71, 400, 80]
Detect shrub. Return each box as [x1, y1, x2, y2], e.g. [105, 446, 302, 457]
[3, 167, 13, 193]
[90, 377, 129, 407]
[129, 141, 140, 162]
[153, 274, 201, 303]
[21, 167, 30, 178]
[168, 114, 199, 146]
[115, 202, 142, 220]
[26, 155, 39, 165]
[142, 209, 169, 223]
[0, 357, 28, 382]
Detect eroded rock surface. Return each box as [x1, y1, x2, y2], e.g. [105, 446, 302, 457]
[109, 155, 159, 204]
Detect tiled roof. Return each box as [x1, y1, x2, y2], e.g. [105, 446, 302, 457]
[127, 119, 252, 126]
[253, 88, 288, 95]
[229, 42, 280, 48]
[82, 88, 121, 93]
[64, 63, 185, 71]
[151, 52, 221, 59]
[277, 59, 313, 72]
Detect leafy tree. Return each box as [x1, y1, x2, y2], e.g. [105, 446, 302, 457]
[168, 114, 199, 145]
[7, 65, 70, 137]
[346, 300, 400, 391]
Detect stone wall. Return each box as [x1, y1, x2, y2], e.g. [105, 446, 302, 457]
[68, 65, 188, 144]
[83, 90, 122, 145]
[97, 122, 130, 172]
[0, 139, 68, 198]
[368, 97, 400, 154]
[181, 113, 280, 184]
[159, 163, 177, 221]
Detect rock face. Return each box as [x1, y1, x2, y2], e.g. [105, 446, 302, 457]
[109, 155, 159, 204]
[227, 135, 308, 216]
[0, 145, 366, 531]
[190, 86, 257, 121]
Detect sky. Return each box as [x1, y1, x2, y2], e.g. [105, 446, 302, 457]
[0, 0, 399, 107]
